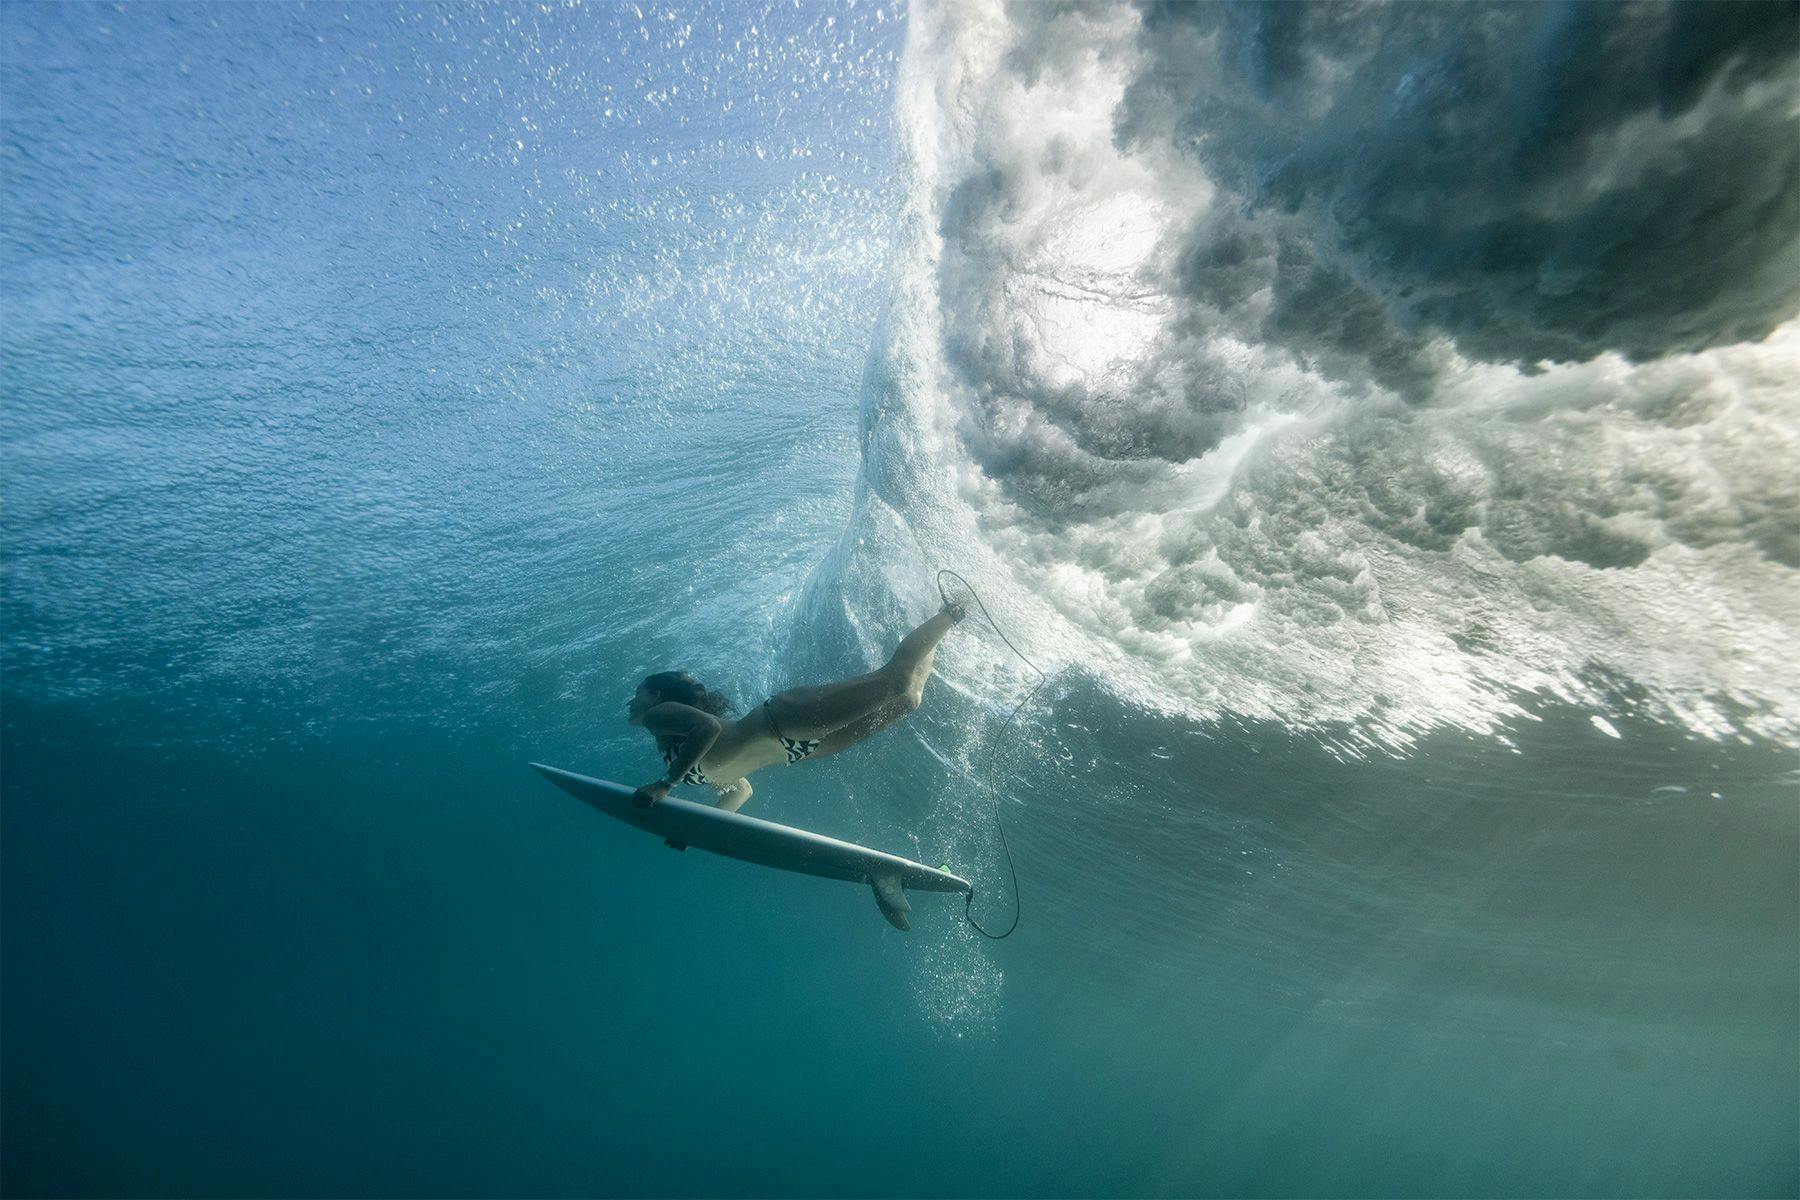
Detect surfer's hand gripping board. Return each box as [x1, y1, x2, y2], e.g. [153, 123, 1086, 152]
[632, 780, 671, 808]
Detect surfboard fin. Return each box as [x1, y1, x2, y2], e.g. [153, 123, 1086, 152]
[871, 875, 911, 931]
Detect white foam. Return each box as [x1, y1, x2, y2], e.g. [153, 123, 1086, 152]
[827, 0, 1800, 750]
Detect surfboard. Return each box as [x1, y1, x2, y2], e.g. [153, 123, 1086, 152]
[530, 763, 972, 930]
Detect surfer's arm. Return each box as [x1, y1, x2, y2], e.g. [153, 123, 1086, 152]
[635, 703, 722, 806]
[655, 710, 720, 783]
[715, 778, 752, 813]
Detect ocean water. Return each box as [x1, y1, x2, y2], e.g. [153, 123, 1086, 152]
[3, 3, 1796, 1197]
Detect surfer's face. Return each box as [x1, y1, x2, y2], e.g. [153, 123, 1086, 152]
[627, 683, 660, 725]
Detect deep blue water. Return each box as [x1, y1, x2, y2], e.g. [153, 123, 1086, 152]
[4, 4, 1797, 1197]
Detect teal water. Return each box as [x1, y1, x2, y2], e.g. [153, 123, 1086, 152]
[4, 3, 1797, 1197]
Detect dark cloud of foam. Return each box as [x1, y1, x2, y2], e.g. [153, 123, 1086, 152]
[1118, 0, 1800, 377]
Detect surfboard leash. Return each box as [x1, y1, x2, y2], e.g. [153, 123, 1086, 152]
[937, 568, 1048, 940]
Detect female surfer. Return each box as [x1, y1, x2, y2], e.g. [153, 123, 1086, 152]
[627, 600, 967, 813]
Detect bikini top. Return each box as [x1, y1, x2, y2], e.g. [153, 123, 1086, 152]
[659, 739, 719, 788]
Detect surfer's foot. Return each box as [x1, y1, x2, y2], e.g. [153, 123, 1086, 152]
[937, 575, 975, 625]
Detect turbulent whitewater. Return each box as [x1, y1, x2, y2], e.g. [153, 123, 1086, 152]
[818, 0, 1800, 750]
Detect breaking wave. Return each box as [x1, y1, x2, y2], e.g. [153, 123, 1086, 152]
[820, 0, 1800, 750]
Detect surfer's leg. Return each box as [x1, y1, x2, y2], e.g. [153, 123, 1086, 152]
[766, 668, 906, 742]
[765, 609, 960, 741]
[804, 699, 913, 761]
[887, 607, 959, 707]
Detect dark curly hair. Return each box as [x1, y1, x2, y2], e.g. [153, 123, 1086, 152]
[639, 671, 735, 718]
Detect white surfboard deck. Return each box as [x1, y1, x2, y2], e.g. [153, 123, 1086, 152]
[530, 763, 971, 930]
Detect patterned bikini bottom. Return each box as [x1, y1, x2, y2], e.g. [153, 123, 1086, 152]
[762, 700, 821, 763]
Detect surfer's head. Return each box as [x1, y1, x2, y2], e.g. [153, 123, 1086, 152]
[630, 671, 734, 725]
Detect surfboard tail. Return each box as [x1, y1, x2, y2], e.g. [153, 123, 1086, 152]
[871, 875, 912, 931]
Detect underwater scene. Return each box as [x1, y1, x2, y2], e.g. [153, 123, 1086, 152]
[4, 2, 1796, 1196]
